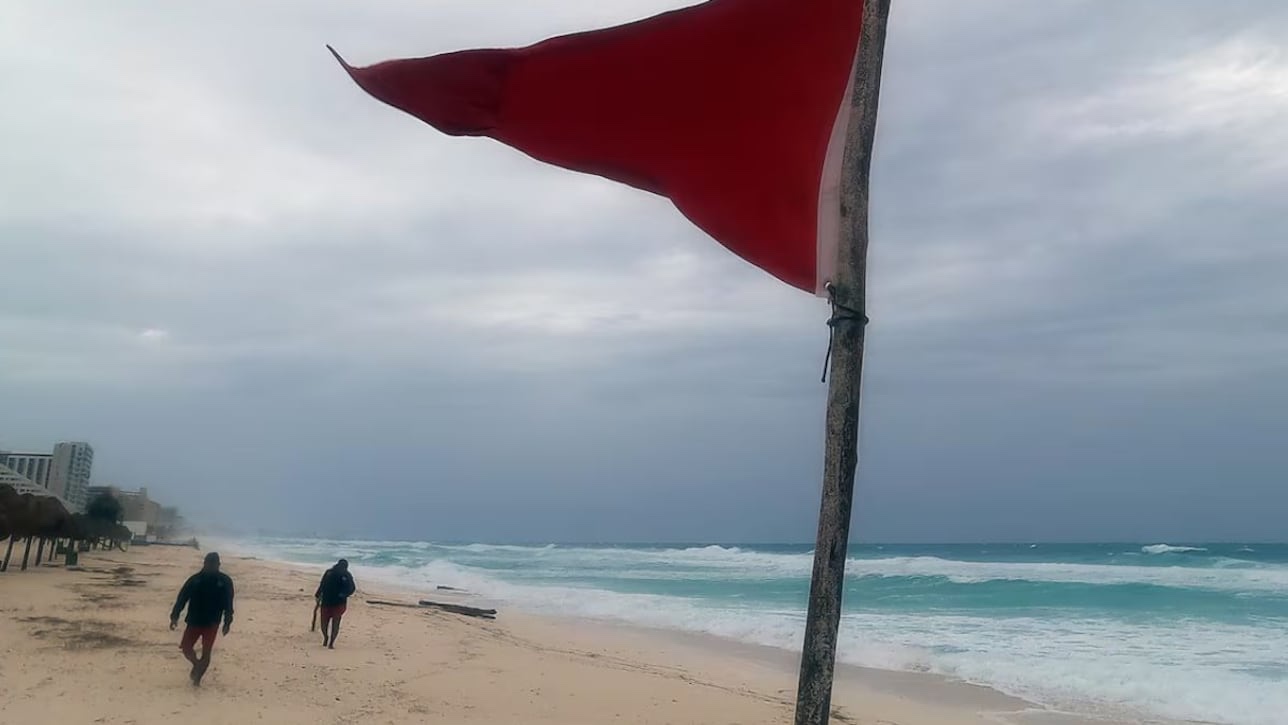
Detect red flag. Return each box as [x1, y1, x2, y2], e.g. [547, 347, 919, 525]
[332, 0, 864, 295]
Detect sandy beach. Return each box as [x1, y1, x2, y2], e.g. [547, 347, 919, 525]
[0, 545, 1153, 725]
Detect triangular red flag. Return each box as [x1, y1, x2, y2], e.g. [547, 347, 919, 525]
[333, 0, 864, 295]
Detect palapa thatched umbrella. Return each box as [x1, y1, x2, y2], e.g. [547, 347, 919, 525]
[1, 476, 74, 571]
[65, 512, 93, 540]
[110, 523, 134, 549]
[0, 480, 15, 568]
[0, 502, 9, 541]
[1, 470, 133, 570]
[0, 474, 31, 569]
[61, 513, 131, 550]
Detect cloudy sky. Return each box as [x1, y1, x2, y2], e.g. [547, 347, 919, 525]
[2, 0, 1285, 543]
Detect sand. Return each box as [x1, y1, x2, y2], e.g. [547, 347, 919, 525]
[0, 545, 1147, 725]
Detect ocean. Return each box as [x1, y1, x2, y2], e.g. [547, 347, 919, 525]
[231, 539, 1288, 725]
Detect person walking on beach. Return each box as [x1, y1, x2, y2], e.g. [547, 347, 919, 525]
[170, 552, 234, 686]
[315, 558, 356, 649]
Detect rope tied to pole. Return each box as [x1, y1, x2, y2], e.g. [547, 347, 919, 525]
[821, 282, 868, 383]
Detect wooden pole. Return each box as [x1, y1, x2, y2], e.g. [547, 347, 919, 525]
[794, 1, 892, 724]
[2, 535, 14, 571]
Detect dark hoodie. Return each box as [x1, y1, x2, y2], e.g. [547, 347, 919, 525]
[315, 567, 356, 607]
[171, 570, 235, 628]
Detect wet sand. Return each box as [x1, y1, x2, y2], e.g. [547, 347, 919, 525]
[0, 545, 1156, 724]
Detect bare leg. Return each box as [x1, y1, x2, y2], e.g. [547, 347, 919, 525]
[321, 615, 331, 647]
[193, 645, 212, 686]
[181, 642, 200, 683]
[328, 616, 340, 649]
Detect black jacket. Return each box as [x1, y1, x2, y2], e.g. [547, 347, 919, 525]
[315, 568, 356, 607]
[171, 571, 235, 628]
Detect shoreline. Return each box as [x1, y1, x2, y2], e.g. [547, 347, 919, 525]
[0, 544, 1173, 725]
[222, 541, 1167, 725]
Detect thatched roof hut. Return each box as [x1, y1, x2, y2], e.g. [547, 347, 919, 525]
[64, 513, 128, 542]
[2, 466, 133, 554]
[0, 473, 11, 539]
[0, 467, 74, 539]
[110, 522, 133, 544]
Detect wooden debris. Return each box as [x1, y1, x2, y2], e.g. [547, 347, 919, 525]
[418, 600, 497, 620]
[364, 598, 498, 620]
[365, 599, 422, 609]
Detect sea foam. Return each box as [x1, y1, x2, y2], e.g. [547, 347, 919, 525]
[227, 538, 1288, 725]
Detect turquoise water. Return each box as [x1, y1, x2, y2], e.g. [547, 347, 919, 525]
[234, 539, 1288, 725]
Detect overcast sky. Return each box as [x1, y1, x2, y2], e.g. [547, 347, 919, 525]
[2, 0, 1286, 543]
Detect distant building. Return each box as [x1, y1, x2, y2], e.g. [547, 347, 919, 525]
[122, 521, 149, 540]
[0, 462, 33, 488]
[119, 487, 161, 527]
[86, 484, 163, 534]
[50, 442, 94, 511]
[156, 506, 182, 536]
[1, 462, 74, 509]
[2, 442, 95, 507]
[1, 451, 54, 489]
[85, 485, 114, 500]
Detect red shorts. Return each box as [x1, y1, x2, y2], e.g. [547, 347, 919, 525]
[180, 625, 218, 652]
[320, 603, 347, 620]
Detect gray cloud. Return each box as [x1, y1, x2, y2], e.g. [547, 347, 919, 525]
[2, 0, 1286, 543]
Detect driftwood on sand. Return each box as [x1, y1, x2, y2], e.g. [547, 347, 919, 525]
[418, 600, 497, 619]
[365, 599, 422, 609]
[365, 599, 497, 620]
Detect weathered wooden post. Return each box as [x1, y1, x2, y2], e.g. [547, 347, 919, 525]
[794, 1, 893, 724]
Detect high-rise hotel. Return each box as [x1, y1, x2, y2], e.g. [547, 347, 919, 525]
[1, 441, 94, 510]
